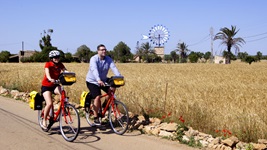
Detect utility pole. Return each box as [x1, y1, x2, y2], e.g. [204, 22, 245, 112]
[136, 41, 140, 63]
[19, 41, 25, 63]
[210, 27, 214, 63]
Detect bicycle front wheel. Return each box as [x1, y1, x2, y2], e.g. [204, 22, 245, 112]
[108, 100, 129, 135]
[59, 103, 80, 142]
[85, 106, 95, 126]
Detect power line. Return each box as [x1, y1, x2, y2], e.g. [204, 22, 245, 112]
[188, 34, 210, 46]
[246, 36, 267, 42]
[243, 32, 267, 38]
[23, 41, 39, 50]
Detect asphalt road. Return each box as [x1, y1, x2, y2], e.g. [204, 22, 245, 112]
[0, 96, 197, 150]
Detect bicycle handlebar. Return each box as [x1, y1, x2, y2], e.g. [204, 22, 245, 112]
[104, 82, 111, 87]
[54, 80, 60, 85]
[47, 79, 61, 85]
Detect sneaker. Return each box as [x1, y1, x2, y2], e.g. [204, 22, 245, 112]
[41, 122, 48, 130]
[93, 117, 101, 126]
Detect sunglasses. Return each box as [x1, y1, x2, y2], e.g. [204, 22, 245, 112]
[53, 56, 60, 59]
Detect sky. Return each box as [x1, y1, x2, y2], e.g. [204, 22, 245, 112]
[0, 0, 267, 56]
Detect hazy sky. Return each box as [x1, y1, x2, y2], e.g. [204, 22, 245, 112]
[1, 0, 266, 55]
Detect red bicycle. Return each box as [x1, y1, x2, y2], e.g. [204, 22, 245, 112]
[84, 76, 129, 135]
[38, 72, 80, 142]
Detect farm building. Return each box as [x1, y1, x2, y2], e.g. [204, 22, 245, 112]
[214, 55, 226, 64]
[9, 50, 37, 62]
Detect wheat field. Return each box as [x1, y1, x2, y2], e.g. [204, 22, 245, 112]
[0, 61, 267, 141]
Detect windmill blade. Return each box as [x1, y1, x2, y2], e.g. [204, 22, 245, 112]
[142, 34, 149, 40]
[148, 24, 170, 46]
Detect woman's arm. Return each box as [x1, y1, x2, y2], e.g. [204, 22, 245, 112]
[45, 68, 53, 81]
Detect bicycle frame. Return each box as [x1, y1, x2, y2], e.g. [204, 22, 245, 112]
[45, 85, 72, 127]
[100, 89, 121, 119]
[100, 93, 113, 116]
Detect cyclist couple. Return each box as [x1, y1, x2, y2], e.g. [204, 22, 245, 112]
[41, 44, 121, 129]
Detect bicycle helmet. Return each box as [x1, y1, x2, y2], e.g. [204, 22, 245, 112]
[49, 50, 60, 58]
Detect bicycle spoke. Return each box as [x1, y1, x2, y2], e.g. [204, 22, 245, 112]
[109, 100, 129, 135]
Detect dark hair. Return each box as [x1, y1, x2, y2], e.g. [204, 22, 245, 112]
[97, 44, 106, 50]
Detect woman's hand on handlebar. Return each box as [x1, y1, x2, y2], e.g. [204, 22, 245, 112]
[48, 79, 60, 84]
[49, 79, 56, 83]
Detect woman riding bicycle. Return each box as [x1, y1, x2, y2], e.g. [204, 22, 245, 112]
[41, 50, 67, 129]
[86, 44, 122, 126]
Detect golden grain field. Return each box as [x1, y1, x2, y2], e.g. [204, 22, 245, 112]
[0, 61, 267, 141]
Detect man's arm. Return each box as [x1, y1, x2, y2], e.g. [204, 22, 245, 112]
[90, 56, 101, 81]
[110, 60, 121, 76]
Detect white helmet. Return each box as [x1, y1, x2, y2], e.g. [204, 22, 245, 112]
[49, 50, 60, 58]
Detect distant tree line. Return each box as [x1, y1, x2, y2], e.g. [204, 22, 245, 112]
[0, 27, 266, 64]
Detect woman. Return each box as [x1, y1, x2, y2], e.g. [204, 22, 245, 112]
[41, 50, 67, 129]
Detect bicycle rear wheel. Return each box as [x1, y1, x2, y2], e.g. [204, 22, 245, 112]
[59, 103, 80, 142]
[108, 100, 129, 135]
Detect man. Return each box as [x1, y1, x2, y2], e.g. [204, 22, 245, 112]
[86, 44, 122, 126]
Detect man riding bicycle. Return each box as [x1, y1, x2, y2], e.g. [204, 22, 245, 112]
[86, 44, 122, 126]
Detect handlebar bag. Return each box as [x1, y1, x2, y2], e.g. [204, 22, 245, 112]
[59, 72, 76, 85]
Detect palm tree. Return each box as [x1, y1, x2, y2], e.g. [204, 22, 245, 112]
[214, 25, 245, 64]
[140, 42, 154, 62]
[176, 42, 190, 63]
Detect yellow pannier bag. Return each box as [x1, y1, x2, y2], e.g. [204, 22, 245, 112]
[80, 91, 91, 108]
[29, 91, 43, 110]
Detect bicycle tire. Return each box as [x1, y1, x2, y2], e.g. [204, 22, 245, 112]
[108, 100, 129, 135]
[85, 106, 95, 126]
[59, 103, 80, 142]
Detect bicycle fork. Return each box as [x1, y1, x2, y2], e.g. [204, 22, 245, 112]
[60, 89, 72, 124]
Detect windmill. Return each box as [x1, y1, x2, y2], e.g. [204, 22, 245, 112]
[141, 25, 170, 60]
